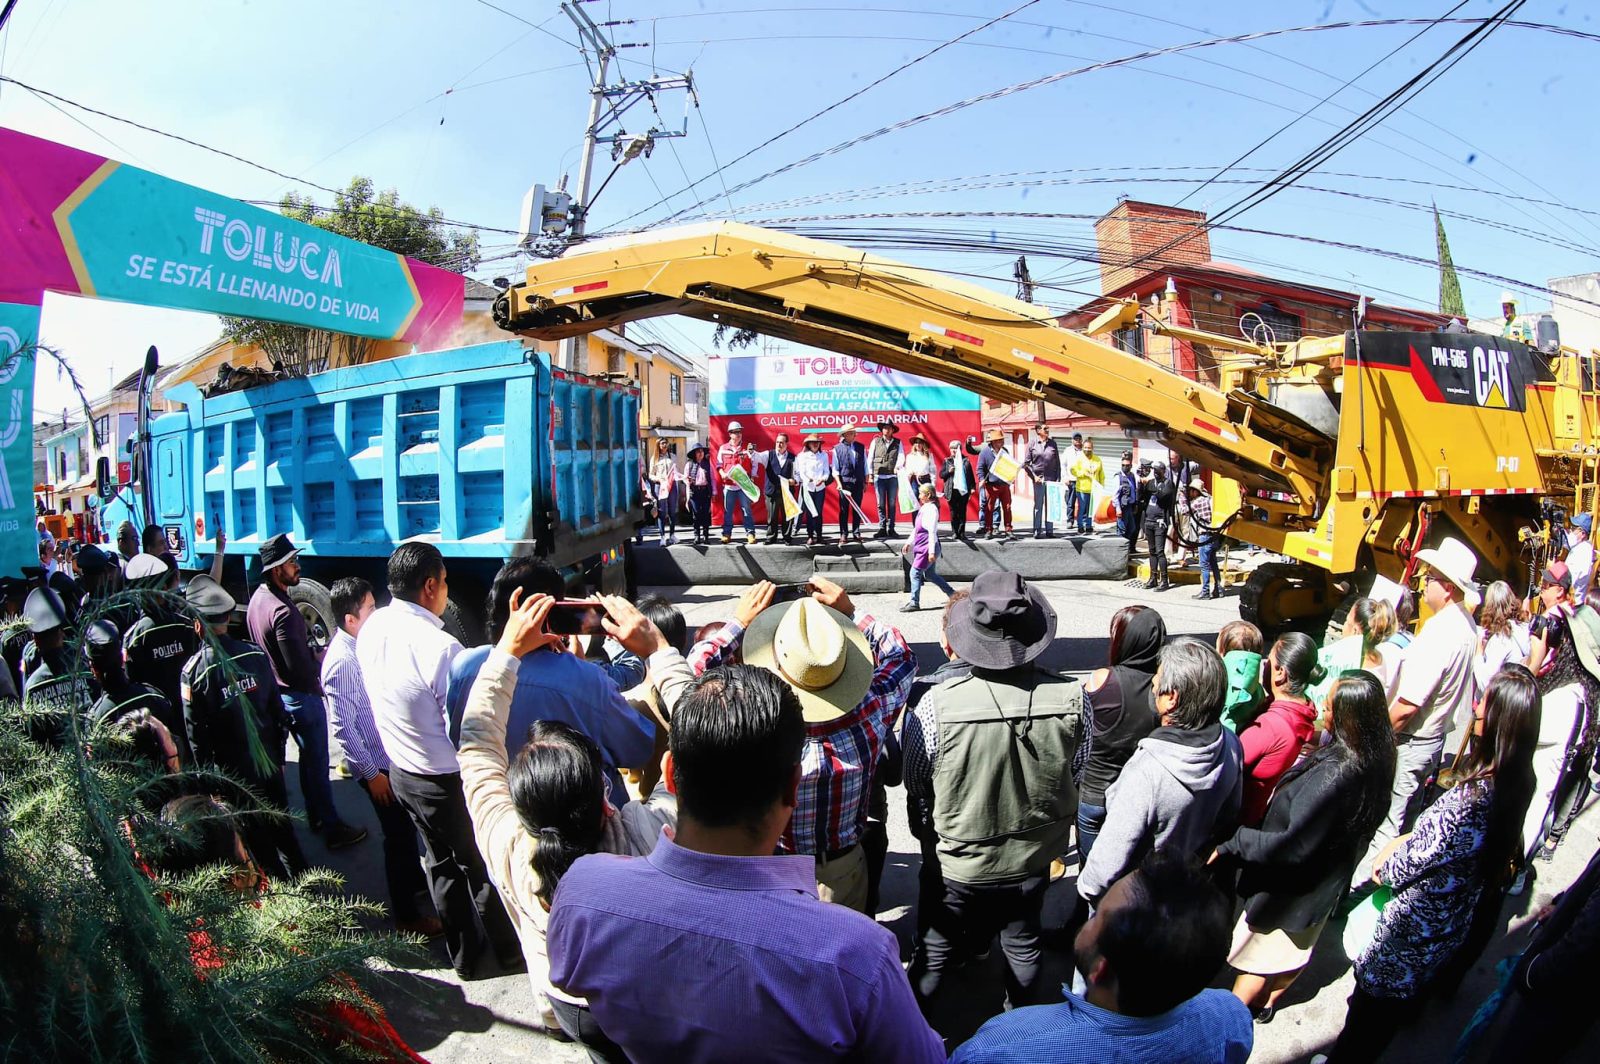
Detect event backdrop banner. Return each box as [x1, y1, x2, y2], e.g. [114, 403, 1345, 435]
[709, 350, 980, 524]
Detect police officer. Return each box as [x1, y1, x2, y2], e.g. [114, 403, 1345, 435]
[179, 574, 307, 881]
[85, 619, 174, 733]
[123, 554, 199, 758]
[22, 586, 75, 702]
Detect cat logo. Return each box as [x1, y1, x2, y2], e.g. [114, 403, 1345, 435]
[1473, 345, 1512, 409]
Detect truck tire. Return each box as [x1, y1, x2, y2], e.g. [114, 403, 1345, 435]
[442, 597, 485, 648]
[1241, 562, 1334, 640]
[287, 579, 337, 654]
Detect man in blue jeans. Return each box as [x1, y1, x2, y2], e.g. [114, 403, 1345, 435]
[1182, 478, 1223, 600]
[246, 533, 368, 849]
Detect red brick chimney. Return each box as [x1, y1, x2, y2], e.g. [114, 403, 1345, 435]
[1094, 200, 1212, 294]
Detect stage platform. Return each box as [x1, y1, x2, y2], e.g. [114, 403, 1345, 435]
[633, 532, 1130, 591]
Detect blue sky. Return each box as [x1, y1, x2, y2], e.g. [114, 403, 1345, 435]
[4, 0, 1596, 414]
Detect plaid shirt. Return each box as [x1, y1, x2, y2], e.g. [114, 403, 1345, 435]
[687, 613, 916, 855]
[1184, 490, 1219, 540]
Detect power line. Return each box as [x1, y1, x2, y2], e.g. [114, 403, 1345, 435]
[1174, 0, 1474, 208]
[468, 0, 573, 47]
[0, 76, 525, 239]
[1087, 2, 1530, 290]
[599, 14, 1594, 240]
[606, 0, 1042, 230]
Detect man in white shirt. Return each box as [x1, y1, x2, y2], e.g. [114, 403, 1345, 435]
[1350, 536, 1481, 892]
[357, 542, 521, 979]
[1566, 514, 1594, 605]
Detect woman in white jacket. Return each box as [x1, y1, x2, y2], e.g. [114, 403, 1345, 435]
[458, 589, 688, 1052]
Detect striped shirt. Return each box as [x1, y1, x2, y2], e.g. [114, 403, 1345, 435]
[688, 613, 916, 856]
[322, 628, 387, 780]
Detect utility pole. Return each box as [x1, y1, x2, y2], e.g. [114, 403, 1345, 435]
[565, 1, 614, 244]
[530, 1, 697, 368]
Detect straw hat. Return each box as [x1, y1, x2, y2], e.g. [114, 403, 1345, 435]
[986, 428, 1004, 442]
[743, 598, 874, 723]
[1413, 536, 1482, 607]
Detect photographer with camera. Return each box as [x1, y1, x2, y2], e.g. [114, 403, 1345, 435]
[446, 558, 666, 808]
[458, 585, 686, 1051]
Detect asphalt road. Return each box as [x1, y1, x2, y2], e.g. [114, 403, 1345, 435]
[282, 572, 1600, 1062]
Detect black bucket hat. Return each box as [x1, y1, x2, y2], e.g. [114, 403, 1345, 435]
[945, 570, 1057, 670]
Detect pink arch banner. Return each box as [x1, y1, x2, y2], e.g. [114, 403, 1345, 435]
[0, 127, 467, 574]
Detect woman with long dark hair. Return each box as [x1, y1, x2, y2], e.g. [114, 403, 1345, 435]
[459, 588, 681, 1053]
[1236, 632, 1325, 827]
[1217, 671, 1397, 1023]
[1076, 605, 1166, 865]
[1522, 561, 1599, 862]
[1324, 664, 1539, 1062]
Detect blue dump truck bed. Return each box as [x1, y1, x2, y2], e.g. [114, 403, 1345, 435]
[139, 340, 643, 622]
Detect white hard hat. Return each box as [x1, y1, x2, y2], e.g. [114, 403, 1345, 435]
[1500, 290, 1517, 305]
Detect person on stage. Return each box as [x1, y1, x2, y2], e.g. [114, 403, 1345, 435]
[833, 423, 867, 545]
[758, 433, 798, 545]
[867, 421, 903, 539]
[942, 438, 977, 543]
[796, 434, 833, 546]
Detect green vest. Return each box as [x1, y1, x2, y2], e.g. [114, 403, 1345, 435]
[931, 668, 1086, 885]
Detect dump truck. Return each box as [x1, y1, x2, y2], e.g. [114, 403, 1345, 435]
[99, 339, 645, 645]
[494, 221, 1596, 631]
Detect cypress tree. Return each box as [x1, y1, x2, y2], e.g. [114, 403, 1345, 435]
[0, 582, 421, 1062]
[1435, 203, 1466, 319]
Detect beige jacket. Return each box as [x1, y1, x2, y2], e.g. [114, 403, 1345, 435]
[459, 645, 692, 1008]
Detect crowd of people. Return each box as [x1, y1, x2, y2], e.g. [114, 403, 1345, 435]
[643, 422, 1221, 574]
[7, 506, 1600, 1063]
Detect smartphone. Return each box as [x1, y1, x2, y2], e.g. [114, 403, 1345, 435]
[546, 601, 609, 635]
[770, 581, 816, 604]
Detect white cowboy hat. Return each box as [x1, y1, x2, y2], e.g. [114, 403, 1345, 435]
[1413, 536, 1482, 606]
[743, 597, 873, 724]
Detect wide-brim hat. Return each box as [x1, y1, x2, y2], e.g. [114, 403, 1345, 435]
[875, 420, 897, 431]
[185, 574, 236, 619]
[259, 532, 299, 571]
[946, 571, 1057, 670]
[804, 433, 823, 445]
[1414, 536, 1482, 607]
[688, 441, 708, 456]
[1187, 477, 1206, 491]
[909, 432, 928, 446]
[23, 586, 69, 634]
[838, 422, 859, 435]
[1572, 513, 1593, 535]
[83, 619, 122, 666]
[74, 544, 113, 575]
[125, 553, 172, 587]
[743, 598, 874, 724]
[986, 428, 1004, 442]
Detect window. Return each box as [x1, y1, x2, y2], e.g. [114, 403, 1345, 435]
[1112, 326, 1145, 358]
[56, 450, 66, 482]
[669, 373, 682, 405]
[1239, 304, 1303, 343]
[94, 415, 110, 446]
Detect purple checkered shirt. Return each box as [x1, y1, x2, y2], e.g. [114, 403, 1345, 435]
[688, 613, 916, 856]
